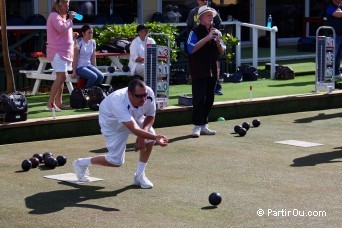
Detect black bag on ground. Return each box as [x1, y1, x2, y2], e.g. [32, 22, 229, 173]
[297, 37, 315, 52]
[87, 84, 114, 111]
[275, 65, 295, 80]
[70, 88, 88, 109]
[238, 65, 258, 81]
[170, 69, 188, 85]
[98, 84, 114, 96]
[223, 72, 242, 83]
[0, 92, 28, 122]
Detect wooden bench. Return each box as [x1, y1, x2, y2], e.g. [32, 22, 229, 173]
[97, 65, 131, 84]
[20, 53, 132, 94]
[19, 70, 79, 95]
[19, 57, 79, 95]
[95, 52, 131, 84]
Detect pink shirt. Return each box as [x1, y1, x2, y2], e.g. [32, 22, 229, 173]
[46, 12, 74, 62]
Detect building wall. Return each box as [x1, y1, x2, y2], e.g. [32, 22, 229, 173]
[143, 0, 159, 22]
[255, 0, 265, 26]
[36, 0, 269, 25]
[38, 0, 49, 19]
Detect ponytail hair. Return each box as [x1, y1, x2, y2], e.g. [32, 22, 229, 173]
[77, 24, 93, 39]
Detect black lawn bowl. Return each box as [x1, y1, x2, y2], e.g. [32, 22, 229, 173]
[45, 157, 58, 169]
[208, 192, 222, 206]
[238, 127, 247, 137]
[21, 159, 32, 172]
[234, 125, 242, 133]
[42, 152, 53, 163]
[242, 122, 250, 131]
[108, 66, 115, 73]
[32, 153, 43, 163]
[56, 155, 67, 166]
[122, 65, 130, 72]
[252, 119, 261, 127]
[29, 157, 40, 168]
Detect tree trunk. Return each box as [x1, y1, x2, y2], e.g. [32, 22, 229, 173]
[0, 0, 16, 93]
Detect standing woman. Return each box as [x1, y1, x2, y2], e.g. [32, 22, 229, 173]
[46, 0, 76, 111]
[187, 6, 226, 137]
[72, 24, 104, 88]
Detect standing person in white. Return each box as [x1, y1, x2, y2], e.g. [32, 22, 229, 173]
[73, 79, 168, 189]
[128, 24, 156, 78]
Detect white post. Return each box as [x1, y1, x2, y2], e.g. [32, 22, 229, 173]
[235, 22, 241, 68]
[270, 27, 277, 79]
[252, 27, 258, 68]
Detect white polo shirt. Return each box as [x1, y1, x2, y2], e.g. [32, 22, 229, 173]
[99, 86, 156, 136]
[128, 36, 156, 76]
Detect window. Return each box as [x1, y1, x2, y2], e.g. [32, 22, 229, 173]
[112, 0, 137, 23]
[68, 0, 98, 16]
[308, 0, 329, 36]
[7, 0, 34, 20]
[266, 0, 305, 38]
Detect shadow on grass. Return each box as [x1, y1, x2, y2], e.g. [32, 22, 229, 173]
[290, 147, 342, 167]
[90, 143, 136, 154]
[201, 206, 218, 210]
[267, 81, 313, 87]
[169, 135, 193, 143]
[294, 112, 342, 123]
[90, 136, 193, 154]
[90, 147, 109, 153]
[25, 182, 139, 214]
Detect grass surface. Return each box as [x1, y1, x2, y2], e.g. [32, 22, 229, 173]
[241, 46, 315, 59]
[1, 108, 341, 227]
[24, 58, 325, 119]
[26, 75, 319, 119]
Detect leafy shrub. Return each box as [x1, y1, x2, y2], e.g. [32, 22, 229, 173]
[93, 22, 179, 62]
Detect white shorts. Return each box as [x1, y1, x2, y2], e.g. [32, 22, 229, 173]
[134, 63, 145, 77]
[101, 119, 155, 166]
[51, 54, 72, 73]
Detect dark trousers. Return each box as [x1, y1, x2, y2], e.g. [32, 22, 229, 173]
[191, 77, 217, 126]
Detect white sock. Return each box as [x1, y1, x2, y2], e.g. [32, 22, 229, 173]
[136, 161, 147, 176]
[78, 157, 92, 167]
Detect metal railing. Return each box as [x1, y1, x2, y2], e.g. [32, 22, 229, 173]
[174, 21, 278, 79]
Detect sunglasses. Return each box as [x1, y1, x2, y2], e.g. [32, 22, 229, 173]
[132, 93, 148, 98]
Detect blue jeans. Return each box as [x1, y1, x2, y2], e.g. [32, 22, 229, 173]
[76, 65, 104, 88]
[335, 34, 342, 75]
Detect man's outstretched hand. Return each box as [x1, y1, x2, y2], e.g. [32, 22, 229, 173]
[156, 135, 169, 147]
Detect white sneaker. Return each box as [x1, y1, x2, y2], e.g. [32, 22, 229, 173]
[335, 74, 342, 80]
[72, 160, 90, 182]
[201, 124, 216, 135]
[133, 173, 153, 189]
[192, 125, 201, 137]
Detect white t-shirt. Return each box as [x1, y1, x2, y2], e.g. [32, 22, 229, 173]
[99, 86, 156, 135]
[76, 38, 96, 68]
[128, 36, 156, 76]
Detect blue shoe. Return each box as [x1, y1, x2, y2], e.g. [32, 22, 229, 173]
[215, 89, 223, 95]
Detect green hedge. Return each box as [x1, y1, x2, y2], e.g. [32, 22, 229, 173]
[93, 22, 180, 62]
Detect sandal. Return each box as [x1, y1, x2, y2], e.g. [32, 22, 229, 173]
[57, 104, 72, 110]
[46, 104, 61, 112]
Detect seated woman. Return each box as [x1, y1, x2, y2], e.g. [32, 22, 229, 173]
[72, 24, 104, 88]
